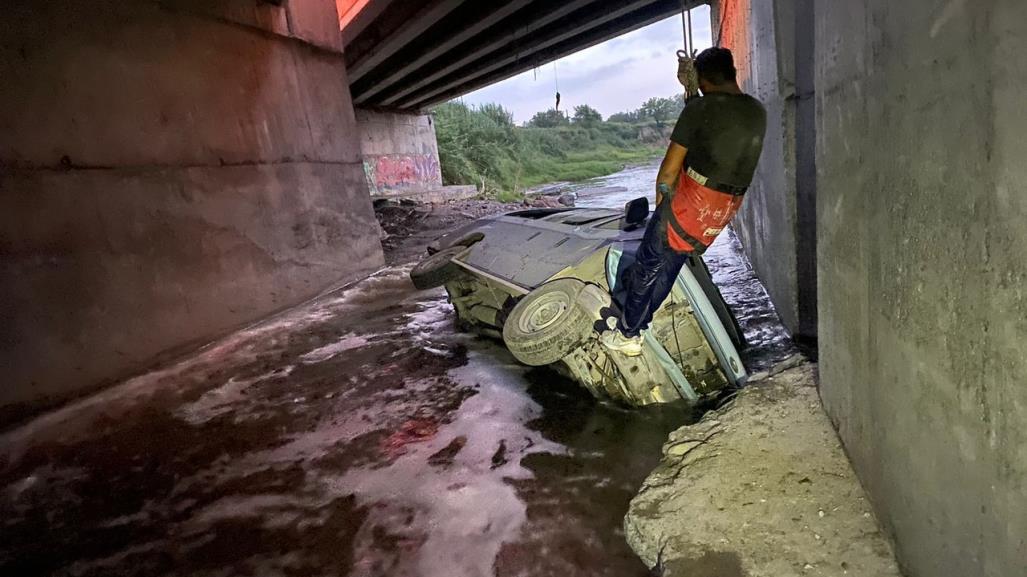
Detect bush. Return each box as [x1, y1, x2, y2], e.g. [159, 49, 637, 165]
[432, 99, 673, 198]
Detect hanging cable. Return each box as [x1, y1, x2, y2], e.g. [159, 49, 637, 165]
[681, 8, 689, 54]
[687, 6, 694, 53]
[553, 61, 561, 111]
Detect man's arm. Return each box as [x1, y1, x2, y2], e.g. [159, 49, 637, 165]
[655, 142, 687, 205]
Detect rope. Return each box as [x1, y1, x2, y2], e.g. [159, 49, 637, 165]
[679, 0, 694, 56]
[687, 7, 693, 52]
[553, 62, 561, 111]
[680, 7, 689, 54]
[677, 2, 699, 101]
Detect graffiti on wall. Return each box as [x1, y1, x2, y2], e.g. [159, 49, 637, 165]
[363, 154, 442, 196]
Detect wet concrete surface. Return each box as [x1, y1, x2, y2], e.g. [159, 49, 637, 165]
[1, 164, 796, 576]
[625, 364, 903, 577]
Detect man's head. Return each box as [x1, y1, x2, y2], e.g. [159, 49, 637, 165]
[695, 47, 738, 92]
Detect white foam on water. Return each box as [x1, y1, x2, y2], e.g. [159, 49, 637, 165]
[299, 335, 370, 364]
[0, 267, 414, 463]
[174, 366, 295, 426]
[336, 348, 564, 577]
[404, 298, 454, 342]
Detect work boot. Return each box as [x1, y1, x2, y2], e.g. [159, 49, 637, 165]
[601, 330, 644, 357]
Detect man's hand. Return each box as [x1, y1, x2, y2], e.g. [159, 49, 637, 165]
[656, 182, 671, 206]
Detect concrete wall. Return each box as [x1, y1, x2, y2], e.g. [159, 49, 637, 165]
[816, 1, 1026, 575]
[355, 109, 443, 197]
[713, 0, 817, 343]
[0, 0, 384, 423]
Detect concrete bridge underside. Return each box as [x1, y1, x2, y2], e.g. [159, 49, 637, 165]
[341, 0, 705, 111]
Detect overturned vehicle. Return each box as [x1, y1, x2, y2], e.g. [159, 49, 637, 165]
[409, 198, 748, 406]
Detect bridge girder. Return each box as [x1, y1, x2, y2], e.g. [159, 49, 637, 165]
[344, 0, 708, 112]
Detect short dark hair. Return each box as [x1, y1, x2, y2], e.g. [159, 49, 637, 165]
[695, 47, 737, 84]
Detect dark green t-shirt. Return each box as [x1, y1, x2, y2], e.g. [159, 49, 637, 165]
[670, 93, 767, 188]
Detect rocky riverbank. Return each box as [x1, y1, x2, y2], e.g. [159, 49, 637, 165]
[374, 195, 579, 265]
[624, 362, 903, 577]
[373, 197, 514, 265]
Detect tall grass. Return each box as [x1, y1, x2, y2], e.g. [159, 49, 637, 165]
[433, 102, 665, 199]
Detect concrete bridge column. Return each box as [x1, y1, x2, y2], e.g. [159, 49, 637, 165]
[712, 0, 819, 345]
[0, 0, 384, 424]
[815, 1, 1026, 575]
[720, 0, 1027, 574]
[357, 109, 443, 197]
[354, 108, 477, 202]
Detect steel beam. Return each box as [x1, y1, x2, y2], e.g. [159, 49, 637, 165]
[345, 0, 465, 83]
[397, 0, 686, 110]
[374, 0, 601, 107]
[351, 0, 536, 105]
[340, 0, 397, 47]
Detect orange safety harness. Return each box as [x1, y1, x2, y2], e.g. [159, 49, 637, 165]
[662, 166, 748, 255]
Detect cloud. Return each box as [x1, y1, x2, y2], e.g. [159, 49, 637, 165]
[458, 6, 713, 123]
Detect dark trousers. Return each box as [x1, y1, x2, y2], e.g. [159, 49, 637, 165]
[618, 206, 691, 337]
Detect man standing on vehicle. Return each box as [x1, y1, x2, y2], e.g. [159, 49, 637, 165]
[602, 47, 766, 356]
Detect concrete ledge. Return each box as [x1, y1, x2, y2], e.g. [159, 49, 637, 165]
[372, 185, 479, 204]
[625, 364, 902, 577]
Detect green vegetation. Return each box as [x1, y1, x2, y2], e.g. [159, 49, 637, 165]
[432, 96, 685, 199]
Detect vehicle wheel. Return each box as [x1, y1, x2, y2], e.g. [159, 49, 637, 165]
[503, 279, 595, 366]
[410, 246, 466, 290]
[427, 231, 485, 255]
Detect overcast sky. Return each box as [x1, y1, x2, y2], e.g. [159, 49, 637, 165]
[458, 6, 713, 124]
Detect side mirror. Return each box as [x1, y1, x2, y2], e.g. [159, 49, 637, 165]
[622, 196, 650, 230]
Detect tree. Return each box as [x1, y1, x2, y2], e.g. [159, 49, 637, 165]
[572, 104, 603, 126]
[607, 110, 641, 124]
[527, 108, 570, 128]
[639, 97, 679, 129]
[478, 103, 515, 128]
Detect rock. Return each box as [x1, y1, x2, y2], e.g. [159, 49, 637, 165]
[523, 195, 564, 209]
[558, 193, 577, 207]
[624, 362, 902, 577]
[769, 353, 805, 376]
[747, 370, 770, 383]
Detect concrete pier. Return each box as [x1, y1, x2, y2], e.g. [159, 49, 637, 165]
[711, 1, 1027, 574]
[0, 0, 383, 422]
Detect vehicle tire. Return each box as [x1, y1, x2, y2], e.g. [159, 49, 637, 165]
[503, 278, 595, 366]
[427, 231, 485, 255]
[410, 246, 466, 290]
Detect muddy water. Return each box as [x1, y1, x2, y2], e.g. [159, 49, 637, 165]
[0, 164, 792, 577]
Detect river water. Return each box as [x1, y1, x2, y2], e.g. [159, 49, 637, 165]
[0, 164, 796, 577]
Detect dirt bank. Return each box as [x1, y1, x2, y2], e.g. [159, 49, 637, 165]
[624, 362, 903, 577]
[375, 198, 518, 265]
